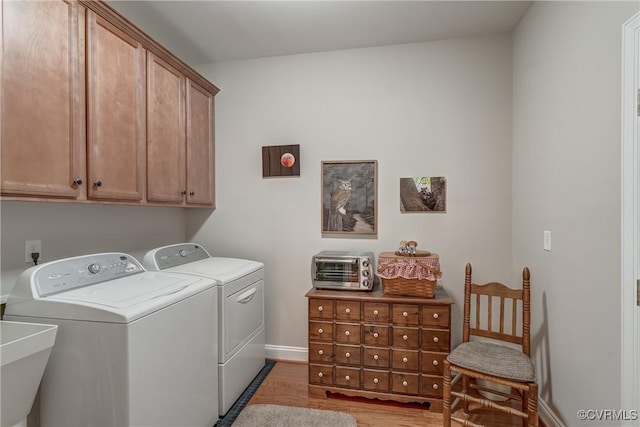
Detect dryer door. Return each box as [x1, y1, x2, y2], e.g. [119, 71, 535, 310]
[222, 275, 264, 362]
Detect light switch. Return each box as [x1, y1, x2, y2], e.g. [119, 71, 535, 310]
[544, 231, 551, 252]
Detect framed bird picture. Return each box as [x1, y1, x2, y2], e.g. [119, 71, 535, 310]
[321, 160, 377, 236]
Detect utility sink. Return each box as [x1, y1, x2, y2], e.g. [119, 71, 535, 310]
[1, 320, 58, 427]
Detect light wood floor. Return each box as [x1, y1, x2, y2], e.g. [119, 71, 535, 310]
[245, 360, 533, 427]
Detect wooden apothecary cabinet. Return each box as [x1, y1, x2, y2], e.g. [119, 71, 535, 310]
[305, 286, 454, 412]
[0, 0, 218, 207]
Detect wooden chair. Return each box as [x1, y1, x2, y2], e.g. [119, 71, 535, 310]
[443, 263, 538, 427]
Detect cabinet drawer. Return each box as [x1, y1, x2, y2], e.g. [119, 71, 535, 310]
[422, 306, 450, 327]
[363, 369, 390, 392]
[309, 364, 333, 385]
[335, 345, 361, 365]
[392, 304, 420, 325]
[309, 299, 334, 320]
[336, 323, 361, 344]
[392, 326, 420, 348]
[309, 343, 334, 363]
[309, 321, 333, 342]
[421, 351, 446, 375]
[336, 300, 361, 321]
[391, 372, 420, 395]
[363, 302, 390, 323]
[335, 366, 361, 388]
[363, 324, 389, 346]
[421, 375, 443, 398]
[391, 349, 419, 371]
[421, 328, 450, 351]
[362, 347, 390, 369]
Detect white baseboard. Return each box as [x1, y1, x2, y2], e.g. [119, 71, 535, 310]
[539, 398, 565, 427]
[265, 344, 308, 362]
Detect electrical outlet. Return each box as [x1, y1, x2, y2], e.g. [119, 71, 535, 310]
[25, 240, 42, 263]
[543, 231, 551, 252]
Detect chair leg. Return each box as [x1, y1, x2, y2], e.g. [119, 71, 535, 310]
[522, 390, 528, 427]
[443, 359, 452, 427]
[527, 383, 539, 427]
[462, 375, 470, 413]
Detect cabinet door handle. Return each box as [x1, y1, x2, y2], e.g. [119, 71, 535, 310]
[93, 180, 102, 187]
[181, 190, 187, 195]
[189, 191, 195, 196]
[73, 178, 83, 186]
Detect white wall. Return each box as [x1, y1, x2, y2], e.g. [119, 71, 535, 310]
[513, 2, 639, 425]
[0, 201, 188, 298]
[188, 34, 514, 352]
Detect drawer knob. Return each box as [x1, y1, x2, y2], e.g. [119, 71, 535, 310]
[402, 357, 408, 363]
[402, 311, 408, 317]
[345, 331, 350, 336]
[345, 375, 351, 381]
[345, 352, 351, 358]
[318, 372, 323, 378]
[433, 313, 439, 319]
[433, 359, 439, 366]
[318, 349, 324, 355]
[433, 336, 439, 343]
[345, 308, 351, 314]
[373, 309, 379, 315]
[318, 306, 323, 312]
[373, 378, 379, 384]
[373, 332, 379, 338]
[433, 384, 439, 390]
[402, 380, 408, 387]
[402, 334, 408, 341]
[318, 328, 323, 334]
[373, 354, 379, 361]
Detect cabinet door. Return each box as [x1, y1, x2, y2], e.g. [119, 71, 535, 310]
[186, 79, 214, 206]
[1, 0, 85, 198]
[146, 52, 185, 203]
[86, 11, 145, 201]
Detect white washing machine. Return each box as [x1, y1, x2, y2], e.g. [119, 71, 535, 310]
[142, 243, 265, 416]
[4, 253, 218, 427]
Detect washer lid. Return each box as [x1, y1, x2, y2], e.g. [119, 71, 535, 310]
[6, 253, 216, 323]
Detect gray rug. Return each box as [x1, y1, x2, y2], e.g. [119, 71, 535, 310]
[231, 404, 357, 427]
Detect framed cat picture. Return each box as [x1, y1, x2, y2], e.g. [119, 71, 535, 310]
[321, 160, 377, 236]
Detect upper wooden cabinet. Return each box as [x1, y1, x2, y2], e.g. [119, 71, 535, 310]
[0, 0, 219, 207]
[1, 0, 85, 199]
[186, 79, 215, 206]
[86, 10, 145, 201]
[146, 53, 186, 204]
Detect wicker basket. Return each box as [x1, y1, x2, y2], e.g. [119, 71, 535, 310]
[380, 277, 437, 298]
[377, 251, 441, 298]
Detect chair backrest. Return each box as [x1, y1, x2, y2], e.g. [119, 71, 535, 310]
[462, 263, 531, 356]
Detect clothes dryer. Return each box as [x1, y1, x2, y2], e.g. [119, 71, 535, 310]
[142, 243, 265, 416]
[4, 253, 218, 427]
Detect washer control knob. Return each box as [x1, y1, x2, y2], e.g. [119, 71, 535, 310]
[88, 263, 101, 274]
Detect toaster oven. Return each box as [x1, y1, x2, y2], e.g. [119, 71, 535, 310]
[311, 251, 375, 291]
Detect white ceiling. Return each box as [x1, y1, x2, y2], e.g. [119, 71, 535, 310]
[107, 1, 532, 66]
